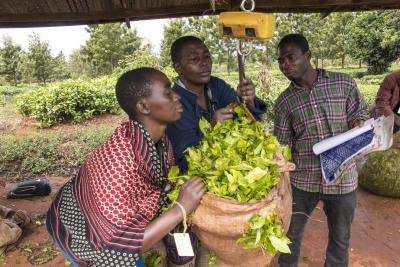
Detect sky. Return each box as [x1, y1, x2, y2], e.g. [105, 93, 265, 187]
[0, 18, 169, 58]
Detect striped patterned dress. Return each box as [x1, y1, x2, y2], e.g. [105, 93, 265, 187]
[46, 119, 175, 266]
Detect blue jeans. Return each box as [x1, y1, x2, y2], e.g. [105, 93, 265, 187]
[279, 187, 357, 267]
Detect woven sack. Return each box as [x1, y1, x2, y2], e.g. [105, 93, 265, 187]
[191, 172, 292, 267]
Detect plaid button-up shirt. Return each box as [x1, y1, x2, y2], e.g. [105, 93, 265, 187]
[274, 69, 369, 194]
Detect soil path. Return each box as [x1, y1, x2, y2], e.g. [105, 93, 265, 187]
[0, 177, 399, 267]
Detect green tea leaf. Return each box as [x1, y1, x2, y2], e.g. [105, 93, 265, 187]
[165, 104, 291, 206]
[269, 236, 291, 253]
[238, 212, 291, 256]
[168, 166, 180, 181]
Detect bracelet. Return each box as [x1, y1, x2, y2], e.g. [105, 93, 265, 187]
[173, 201, 188, 233]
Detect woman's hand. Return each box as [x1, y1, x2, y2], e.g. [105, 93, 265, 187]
[142, 177, 205, 251]
[177, 176, 205, 214]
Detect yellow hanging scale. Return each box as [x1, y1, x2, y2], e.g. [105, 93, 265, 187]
[218, 0, 275, 79]
[217, 0, 276, 120]
[218, 0, 275, 78]
[218, 1, 275, 41]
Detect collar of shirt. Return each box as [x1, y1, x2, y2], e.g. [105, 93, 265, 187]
[175, 78, 214, 102]
[173, 77, 219, 115]
[173, 78, 211, 121]
[175, 78, 199, 100]
[290, 69, 330, 91]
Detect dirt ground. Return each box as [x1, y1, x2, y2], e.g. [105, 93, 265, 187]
[0, 177, 399, 267]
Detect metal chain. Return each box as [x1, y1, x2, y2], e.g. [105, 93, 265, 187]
[240, 0, 255, 12]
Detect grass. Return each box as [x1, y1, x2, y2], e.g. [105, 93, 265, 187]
[144, 251, 162, 267]
[0, 84, 38, 97]
[19, 243, 59, 265]
[0, 124, 115, 180]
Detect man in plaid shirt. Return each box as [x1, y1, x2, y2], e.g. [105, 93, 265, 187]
[274, 34, 369, 267]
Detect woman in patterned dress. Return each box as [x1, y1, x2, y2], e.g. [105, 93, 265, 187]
[46, 67, 205, 267]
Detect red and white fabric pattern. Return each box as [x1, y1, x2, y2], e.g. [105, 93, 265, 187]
[46, 119, 175, 266]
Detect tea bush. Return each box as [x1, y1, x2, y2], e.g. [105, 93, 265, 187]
[0, 85, 38, 96]
[15, 77, 120, 127]
[13, 65, 382, 128]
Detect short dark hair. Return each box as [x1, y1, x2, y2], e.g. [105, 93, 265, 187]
[115, 67, 164, 118]
[277, 34, 310, 53]
[170, 36, 204, 64]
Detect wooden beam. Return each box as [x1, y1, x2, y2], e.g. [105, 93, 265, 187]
[1, 0, 400, 28]
[0, 3, 211, 21]
[0, 4, 224, 27]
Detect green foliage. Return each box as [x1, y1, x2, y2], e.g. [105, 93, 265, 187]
[144, 252, 162, 267]
[17, 51, 35, 84]
[0, 125, 114, 178]
[326, 13, 354, 64]
[187, 16, 238, 73]
[208, 252, 217, 267]
[68, 48, 91, 79]
[275, 13, 322, 57]
[237, 212, 291, 254]
[15, 77, 120, 127]
[0, 84, 37, 96]
[167, 106, 290, 203]
[163, 65, 178, 82]
[274, 13, 355, 68]
[0, 35, 22, 85]
[116, 48, 176, 83]
[118, 49, 161, 71]
[26, 33, 53, 84]
[350, 72, 384, 107]
[21, 157, 53, 175]
[80, 23, 143, 76]
[359, 145, 400, 198]
[160, 19, 189, 67]
[0, 66, 391, 179]
[51, 51, 71, 81]
[347, 11, 400, 74]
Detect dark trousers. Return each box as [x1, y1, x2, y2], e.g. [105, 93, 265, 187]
[279, 187, 357, 267]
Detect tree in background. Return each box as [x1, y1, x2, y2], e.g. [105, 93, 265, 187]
[159, 19, 189, 67]
[69, 48, 91, 79]
[118, 48, 160, 72]
[17, 52, 34, 84]
[26, 33, 53, 84]
[275, 13, 329, 68]
[194, 16, 239, 73]
[324, 12, 354, 68]
[347, 11, 400, 74]
[162, 16, 238, 73]
[52, 51, 71, 81]
[80, 23, 142, 76]
[254, 13, 354, 69]
[0, 36, 22, 85]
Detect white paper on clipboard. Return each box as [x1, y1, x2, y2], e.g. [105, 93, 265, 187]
[313, 118, 375, 155]
[313, 115, 394, 184]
